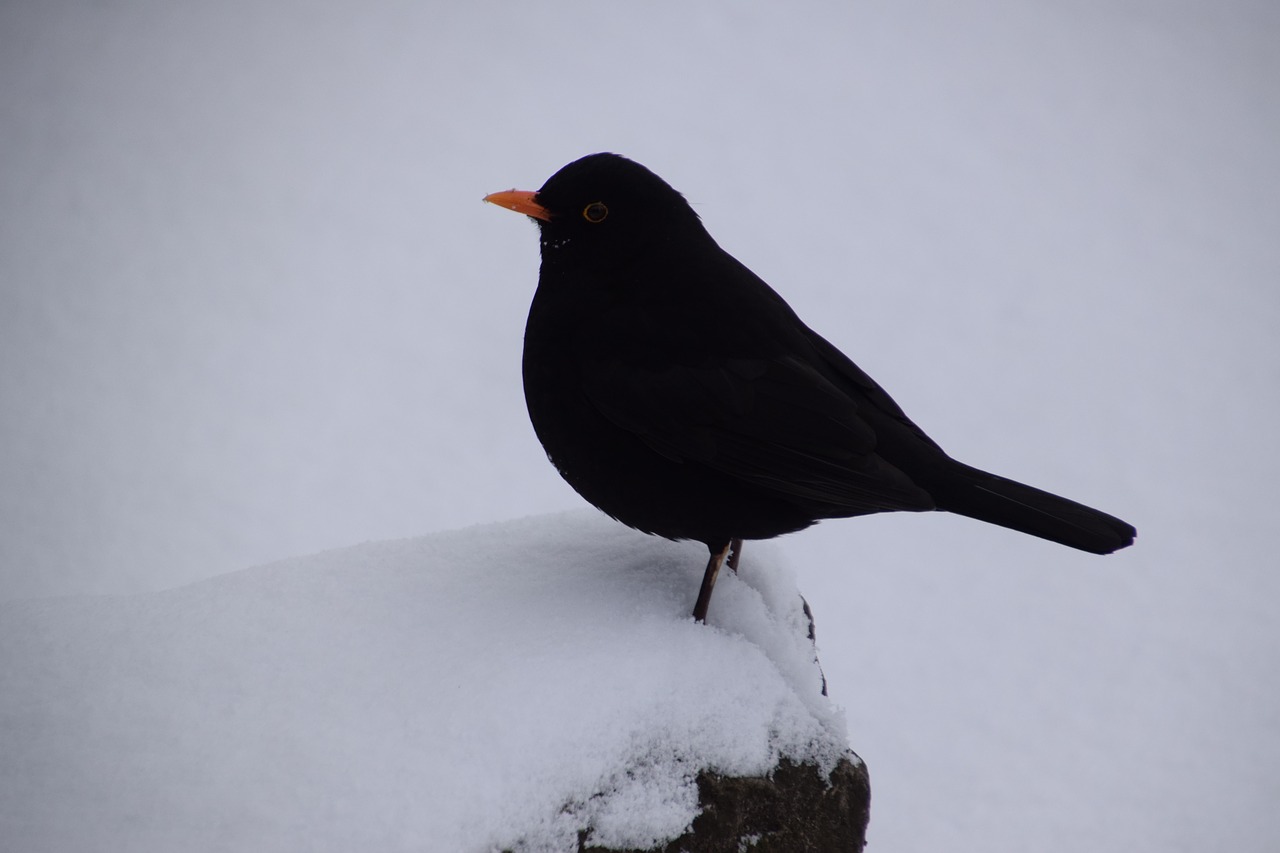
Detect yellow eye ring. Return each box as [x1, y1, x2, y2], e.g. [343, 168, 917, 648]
[582, 202, 608, 223]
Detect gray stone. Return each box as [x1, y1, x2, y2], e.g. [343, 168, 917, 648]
[579, 753, 870, 853]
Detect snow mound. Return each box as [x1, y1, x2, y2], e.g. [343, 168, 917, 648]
[0, 511, 847, 852]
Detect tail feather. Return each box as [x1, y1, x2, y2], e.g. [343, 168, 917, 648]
[930, 464, 1136, 555]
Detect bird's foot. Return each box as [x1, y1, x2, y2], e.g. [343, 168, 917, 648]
[692, 541, 733, 623]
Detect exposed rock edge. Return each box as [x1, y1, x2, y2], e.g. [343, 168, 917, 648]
[580, 752, 870, 853]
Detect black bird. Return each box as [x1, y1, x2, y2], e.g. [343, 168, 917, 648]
[485, 153, 1135, 622]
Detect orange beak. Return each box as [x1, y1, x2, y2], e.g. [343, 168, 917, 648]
[483, 189, 552, 222]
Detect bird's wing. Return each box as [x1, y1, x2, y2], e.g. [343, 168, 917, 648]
[803, 330, 945, 454]
[580, 355, 934, 514]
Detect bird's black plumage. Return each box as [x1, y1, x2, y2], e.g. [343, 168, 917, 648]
[486, 153, 1135, 621]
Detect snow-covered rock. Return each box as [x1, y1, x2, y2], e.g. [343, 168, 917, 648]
[0, 512, 859, 852]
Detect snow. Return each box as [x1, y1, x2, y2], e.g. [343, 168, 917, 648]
[2, 1, 1278, 851]
[0, 512, 844, 852]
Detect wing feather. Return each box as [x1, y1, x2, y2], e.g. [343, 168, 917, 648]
[581, 355, 934, 514]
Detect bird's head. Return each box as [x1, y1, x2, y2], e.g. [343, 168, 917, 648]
[484, 153, 709, 269]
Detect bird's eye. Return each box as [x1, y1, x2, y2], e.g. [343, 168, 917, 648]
[582, 202, 608, 223]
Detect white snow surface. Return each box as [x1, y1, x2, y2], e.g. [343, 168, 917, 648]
[0, 512, 845, 852]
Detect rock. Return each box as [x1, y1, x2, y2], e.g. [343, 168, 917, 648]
[572, 592, 868, 852]
[577, 753, 870, 852]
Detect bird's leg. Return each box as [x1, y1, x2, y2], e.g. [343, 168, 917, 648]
[727, 538, 743, 572]
[692, 541, 732, 623]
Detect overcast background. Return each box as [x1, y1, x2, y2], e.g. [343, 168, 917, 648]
[2, 1, 1277, 851]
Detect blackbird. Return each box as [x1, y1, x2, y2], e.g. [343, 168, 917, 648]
[485, 153, 1135, 622]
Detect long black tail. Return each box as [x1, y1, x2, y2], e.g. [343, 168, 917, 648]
[929, 463, 1136, 555]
